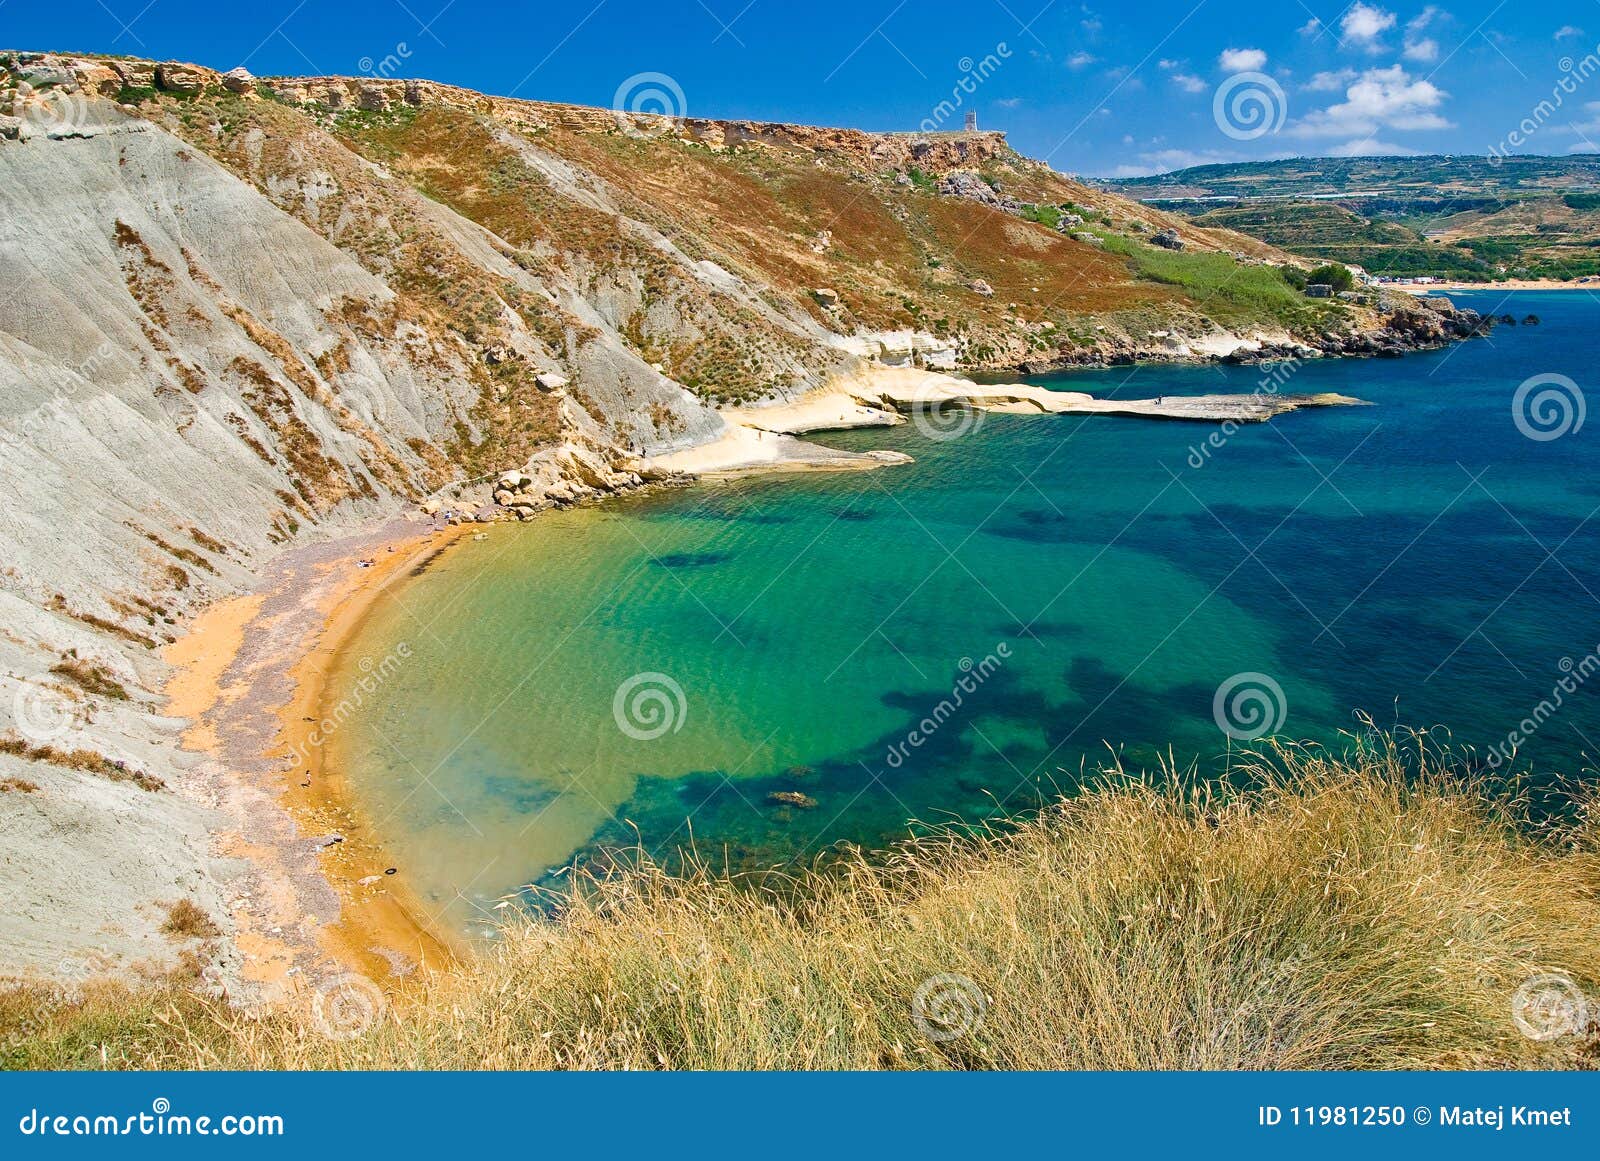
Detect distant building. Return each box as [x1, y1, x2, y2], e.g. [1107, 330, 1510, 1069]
[964, 111, 978, 132]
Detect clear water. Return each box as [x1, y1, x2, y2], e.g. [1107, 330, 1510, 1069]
[330, 291, 1600, 933]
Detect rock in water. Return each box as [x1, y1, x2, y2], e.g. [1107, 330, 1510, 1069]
[768, 790, 818, 809]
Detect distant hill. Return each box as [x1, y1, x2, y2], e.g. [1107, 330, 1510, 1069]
[1097, 156, 1600, 280]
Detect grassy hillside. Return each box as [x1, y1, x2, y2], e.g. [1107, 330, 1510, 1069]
[144, 71, 1330, 377]
[1184, 203, 1499, 281]
[6, 735, 1597, 1070]
[1101, 155, 1600, 281]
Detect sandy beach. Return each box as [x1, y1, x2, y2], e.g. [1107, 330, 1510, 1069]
[1391, 278, 1593, 293]
[164, 521, 471, 994]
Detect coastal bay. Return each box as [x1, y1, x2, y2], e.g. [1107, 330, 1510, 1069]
[323, 292, 1598, 938]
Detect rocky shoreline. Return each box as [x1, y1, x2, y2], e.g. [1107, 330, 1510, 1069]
[1013, 293, 1495, 374]
[416, 308, 1486, 525]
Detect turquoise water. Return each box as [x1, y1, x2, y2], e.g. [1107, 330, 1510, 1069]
[333, 291, 1600, 932]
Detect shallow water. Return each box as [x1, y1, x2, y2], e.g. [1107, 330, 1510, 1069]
[331, 291, 1600, 932]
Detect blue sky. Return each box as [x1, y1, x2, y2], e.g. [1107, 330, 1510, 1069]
[11, 0, 1600, 174]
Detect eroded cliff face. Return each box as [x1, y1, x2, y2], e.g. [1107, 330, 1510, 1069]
[0, 51, 1362, 983]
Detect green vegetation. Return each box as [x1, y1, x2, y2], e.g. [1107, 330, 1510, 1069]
[1306, 263, 1354, 292]
[1019, 204, 1062, 229]
[6, 736, 1597, 1070]
[1101, 234, 1326, 327]
[1185, 203, 1498, 281]
[1104, 155, 1600, 281]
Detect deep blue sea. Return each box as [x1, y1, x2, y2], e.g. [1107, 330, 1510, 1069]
[333, 290, 1600, 928]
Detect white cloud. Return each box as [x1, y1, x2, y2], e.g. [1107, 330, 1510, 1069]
[1158, 58, 1181, 70]
[1171, 73, 1207, 93]
[1403, 37, 1439, 62]
[1109, 148, 1244, 177]
[995, 97, 1023, 109]
[1289, 65, 1452, 139]
[1067, 51, 1097, 69]
[1298, 18, 1323, 37]
[1327, 137, 1419, 157]
[1557, 100, 1600, 137]
[1407, 6, 1441, 32]
[1304, 68, 1358, 92]
[1219, 47, 1268, 72]
[1340, 3, 1396, 52]
[1556, 26, 1583, 41]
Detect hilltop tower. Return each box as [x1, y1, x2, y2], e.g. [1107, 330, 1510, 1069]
[964, 111, 978, 132]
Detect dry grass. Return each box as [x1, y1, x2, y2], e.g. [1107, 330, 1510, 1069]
[0, 734, 165, 792]
[5, 736, 1597, 1071]
[49, 656, 129, 701]
[159, 899, 221, 941]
